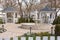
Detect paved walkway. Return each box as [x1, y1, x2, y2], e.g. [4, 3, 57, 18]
[0, 23, 53, 38]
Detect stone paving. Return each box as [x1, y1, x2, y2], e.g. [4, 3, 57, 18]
[0, 23, 53, 38]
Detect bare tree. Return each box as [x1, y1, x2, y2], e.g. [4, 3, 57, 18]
[48, 0, 60, 18]
[17, 0, 23, 18]
[23, 0, 34, 22]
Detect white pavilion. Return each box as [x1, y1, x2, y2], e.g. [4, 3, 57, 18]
[0, 7, 20, 23]
[0, 0, 58, 24]
[0, 6, 56, 24]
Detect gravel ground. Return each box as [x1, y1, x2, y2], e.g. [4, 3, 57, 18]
[0, 23, 53, 38]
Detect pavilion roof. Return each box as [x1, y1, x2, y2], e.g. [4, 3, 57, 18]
[40, 6, 55, 11]
[40, 6, 56, 13]
[2, 7, 18, 13]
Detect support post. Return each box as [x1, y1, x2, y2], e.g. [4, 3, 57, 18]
[5, 13, 7, 23]
[13, 13, 15, 23]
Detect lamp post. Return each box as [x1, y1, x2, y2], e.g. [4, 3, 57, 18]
[30, 27, 32, 36]
[2, 24, 4, 32]
[51, 27, 53, 35]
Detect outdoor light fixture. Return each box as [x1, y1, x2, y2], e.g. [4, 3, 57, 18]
[30, 26, 32, 36]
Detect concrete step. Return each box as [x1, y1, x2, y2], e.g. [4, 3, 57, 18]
[20, 23, 52, 30]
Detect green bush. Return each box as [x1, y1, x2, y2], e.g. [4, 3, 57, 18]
[17, 17, 35, 23]
[52, 16, 60, 25]
[0, 19, 3, 24]
[29, 18, 35, 23]
[52, 16, 60, 36]
[34, 32, 50, 36]
[10, 37, 13, 40]
[55, 24, 60, 36]
[23, 32, 50, 37]
[17, 17, 25, 23]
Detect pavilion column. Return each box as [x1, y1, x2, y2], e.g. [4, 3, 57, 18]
[5, 13, 7, 23]
[34, 10, 38, 23]
[35, 12, 38, 23]
[40, 12, 42, 23]
[13, 13, 15, 23]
